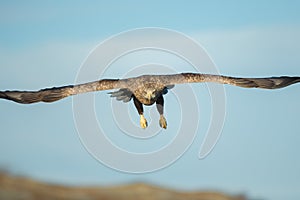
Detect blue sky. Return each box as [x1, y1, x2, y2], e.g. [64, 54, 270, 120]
[1, 1, 300, 200]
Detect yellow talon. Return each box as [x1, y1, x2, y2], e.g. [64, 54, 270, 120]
[159, 115, 167, 129]
[140, 114, 148, 129]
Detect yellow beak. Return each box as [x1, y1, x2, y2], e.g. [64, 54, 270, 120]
[146, 92, 152, 100]
[146, 92, 154, 101]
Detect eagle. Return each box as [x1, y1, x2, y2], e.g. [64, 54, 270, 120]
[1, 73, 300, 129]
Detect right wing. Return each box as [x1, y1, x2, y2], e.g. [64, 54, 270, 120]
[162, 73, 300, 89]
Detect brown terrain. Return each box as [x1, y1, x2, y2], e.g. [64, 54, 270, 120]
[0, 172, 246, 200]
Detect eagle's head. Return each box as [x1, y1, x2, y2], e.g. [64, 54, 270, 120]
[145, 89, 157, 101]
[142, 88, 160, 105]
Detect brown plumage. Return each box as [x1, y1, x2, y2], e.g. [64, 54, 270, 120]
[1, 73, 300, 129]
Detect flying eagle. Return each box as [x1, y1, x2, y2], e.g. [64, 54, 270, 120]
[1, 73, 300, 129]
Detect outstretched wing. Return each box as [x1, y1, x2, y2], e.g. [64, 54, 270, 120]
[0, 79, 125, 104]
[161, 73, 300, 89]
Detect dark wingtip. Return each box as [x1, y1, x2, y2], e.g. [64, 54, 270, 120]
[0, 91, 7, 100]
[0, 91, 22, 103]
[272, 76, 300, 89]
[0, 90, 38, 104]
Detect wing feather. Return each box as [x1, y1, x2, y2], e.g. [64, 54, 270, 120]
[0, 79, 124, 104]
[162, 73, 300, 89]
[108, 88, 133, 103]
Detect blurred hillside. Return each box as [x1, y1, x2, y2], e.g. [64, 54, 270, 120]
[0, 172, 246, 200]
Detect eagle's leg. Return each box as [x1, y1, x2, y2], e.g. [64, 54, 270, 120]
[156, 95, 167, 129]
[133, 96, 147, 129]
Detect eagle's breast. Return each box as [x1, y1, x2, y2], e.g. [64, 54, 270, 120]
[131, 75, 165, 105]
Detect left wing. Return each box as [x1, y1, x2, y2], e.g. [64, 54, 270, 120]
[0, 79, 123, 104]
